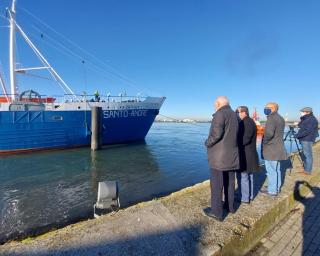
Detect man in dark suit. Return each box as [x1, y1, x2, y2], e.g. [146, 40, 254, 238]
[236, 106, 260, 204]
[204, 96, 239, 221]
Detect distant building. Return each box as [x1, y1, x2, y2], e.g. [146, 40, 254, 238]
[182, 118, 196, 123]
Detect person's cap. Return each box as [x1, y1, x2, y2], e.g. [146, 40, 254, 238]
[300, 107, 313, 112]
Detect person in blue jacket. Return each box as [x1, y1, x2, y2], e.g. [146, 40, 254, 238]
[295, 107, 319, 175]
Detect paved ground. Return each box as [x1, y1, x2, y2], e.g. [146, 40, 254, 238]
[247, 181, 320, 256]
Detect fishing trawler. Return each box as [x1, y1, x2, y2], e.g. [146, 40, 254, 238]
[0, 0, 165, 154]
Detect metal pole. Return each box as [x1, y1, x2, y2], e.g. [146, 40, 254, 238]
[9, 0, 17, 101]
[91, 106, 102, 151]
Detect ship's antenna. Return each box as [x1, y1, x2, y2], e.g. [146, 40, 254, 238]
[8, 0, 17, 101]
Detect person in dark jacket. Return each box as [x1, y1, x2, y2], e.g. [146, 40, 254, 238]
[295, 107, 319, 175]
[204, 96, 239, 221]
[236, 106, 260, 203]
[261, 102, 287, 196]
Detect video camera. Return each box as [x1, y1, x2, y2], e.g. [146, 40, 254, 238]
[288, 124, 297, 132]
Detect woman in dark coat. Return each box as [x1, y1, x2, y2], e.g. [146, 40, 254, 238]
[236, 106, 260, 203]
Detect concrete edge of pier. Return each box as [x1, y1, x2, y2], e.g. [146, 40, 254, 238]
[0, 142, 319, 256]
[218, 161, 320, 255]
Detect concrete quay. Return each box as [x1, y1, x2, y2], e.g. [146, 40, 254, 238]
[247, 181, 320, 256]
[0, 143, 319, 256]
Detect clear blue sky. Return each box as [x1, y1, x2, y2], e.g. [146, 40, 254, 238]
[0, 0, 319, 120]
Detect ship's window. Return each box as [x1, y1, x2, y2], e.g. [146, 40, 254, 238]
[52, 115, 63, 121]
[78, 106, 81, 109]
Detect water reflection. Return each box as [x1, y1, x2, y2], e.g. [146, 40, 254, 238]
[89, 142, 162, 205]
[0, 142, 161, 243]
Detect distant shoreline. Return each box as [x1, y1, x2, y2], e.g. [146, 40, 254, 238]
[155, 120, 303, 124]
[155, 120, 211, 123]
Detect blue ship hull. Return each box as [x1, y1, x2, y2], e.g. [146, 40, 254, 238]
[0, 109, 159, 153]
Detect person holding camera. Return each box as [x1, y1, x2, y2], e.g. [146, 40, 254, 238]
[295, 107, 319, 175]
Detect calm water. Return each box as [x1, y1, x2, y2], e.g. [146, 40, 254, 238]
[0, 123, 302, 243]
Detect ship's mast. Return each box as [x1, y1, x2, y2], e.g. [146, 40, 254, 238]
[6, 0, 77, 101]
[9, 0, 17, 101]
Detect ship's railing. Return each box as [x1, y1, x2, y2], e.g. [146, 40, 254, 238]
[0, 93, 147, 104]
[0, 93, 55, 104]
[61, 94, 147, 104]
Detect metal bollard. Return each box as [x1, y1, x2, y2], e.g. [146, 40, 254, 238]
[91, 106, 102, 150]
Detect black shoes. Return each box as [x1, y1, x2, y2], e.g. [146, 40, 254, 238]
[203, 208, 223, 221]
[223, 203, 235, 214]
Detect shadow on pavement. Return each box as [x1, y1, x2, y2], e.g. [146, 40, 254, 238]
[1, 224, 202, 256]
[294, 180, 320, 255]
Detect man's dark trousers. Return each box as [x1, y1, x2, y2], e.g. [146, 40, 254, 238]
[210, 168, 235, 219]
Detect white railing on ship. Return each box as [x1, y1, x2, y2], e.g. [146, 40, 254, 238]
[61, 94, 146, 104]
[0, 93, 146, 104]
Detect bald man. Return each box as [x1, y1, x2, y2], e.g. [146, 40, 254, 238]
[261, 102, 287, 196]
[204, 96, 239, 221]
